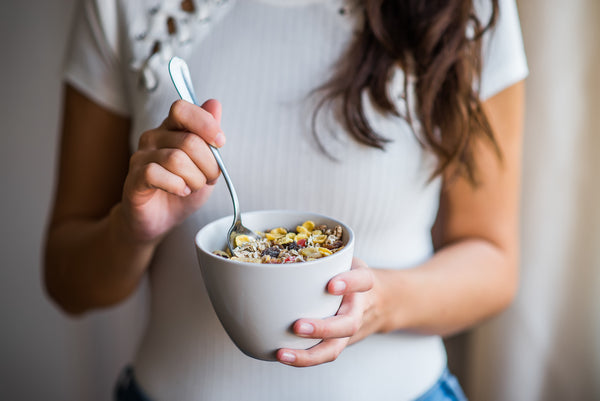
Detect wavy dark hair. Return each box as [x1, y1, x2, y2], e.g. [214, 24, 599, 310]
[314, 0, 500, 184]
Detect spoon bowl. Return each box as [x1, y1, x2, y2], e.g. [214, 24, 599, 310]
[168, 56, 260, 253]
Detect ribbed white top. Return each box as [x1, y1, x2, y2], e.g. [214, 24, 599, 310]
[63, 0, 528, 399]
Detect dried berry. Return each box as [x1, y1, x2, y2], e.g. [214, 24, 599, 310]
[285, 241, 300, 251]
[261, 246, 280, 258]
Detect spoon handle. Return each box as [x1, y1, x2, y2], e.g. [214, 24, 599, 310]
[168, 57, 241, 225]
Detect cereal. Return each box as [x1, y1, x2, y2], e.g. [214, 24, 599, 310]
[213, 221, 345, 264]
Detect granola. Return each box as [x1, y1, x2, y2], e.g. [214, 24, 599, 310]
[213, 221, 345, 264]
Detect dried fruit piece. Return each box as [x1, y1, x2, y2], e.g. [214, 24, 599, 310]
[261, 246, 281, 258]
[285, 241, 301, 251]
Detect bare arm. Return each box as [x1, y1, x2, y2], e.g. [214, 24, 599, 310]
[278, 81, 525, 366]
[44, 85, 224, 315]
[376, 80, 525, 336]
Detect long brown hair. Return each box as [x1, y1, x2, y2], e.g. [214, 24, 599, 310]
[315, 0, 500, 184]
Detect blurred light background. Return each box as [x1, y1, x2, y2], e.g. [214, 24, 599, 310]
[0, 0, 598, 400]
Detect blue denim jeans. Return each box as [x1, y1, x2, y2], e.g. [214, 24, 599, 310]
[114, 367, 152, 401]
[414, 368, 468, 401]
[114, 366, 467, 401]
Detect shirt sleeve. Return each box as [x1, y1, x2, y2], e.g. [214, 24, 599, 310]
[478, 0, 529, 100]
[63, 0, 130, 116]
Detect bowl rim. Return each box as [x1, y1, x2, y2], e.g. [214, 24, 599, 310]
[195, 209, 355, 268]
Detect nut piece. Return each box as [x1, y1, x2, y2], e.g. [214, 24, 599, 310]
[332, 225, 343, 239]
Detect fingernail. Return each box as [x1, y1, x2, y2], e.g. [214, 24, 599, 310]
[182, 186, 192, 196]
[280, 352, 296, 363]
[331, 280, 346, 294]
[214, 132, 226, 147]
[297, 322, 314, 335]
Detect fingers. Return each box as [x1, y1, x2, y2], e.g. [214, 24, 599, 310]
[130, 148, 213, 195]
[277, 338, 349, 367]
[138, 130, 221, 184]
[161, 99, 225, 148]
[327, 258, 374, 296]
[201, 99, 222, 123]
[279, 291, 364, 368]
[131, 159, 191, 197]
[131, 98, 225, 198]
[277, 259, 375, 367]
[291, 296, 361, 340]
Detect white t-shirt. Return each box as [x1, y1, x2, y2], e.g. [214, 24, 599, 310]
[64, 1, 528, 400]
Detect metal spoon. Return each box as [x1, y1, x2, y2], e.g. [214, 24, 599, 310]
[168, 56, 259, 254]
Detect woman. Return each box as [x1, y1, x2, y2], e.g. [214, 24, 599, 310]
[44, 0, 527, 399]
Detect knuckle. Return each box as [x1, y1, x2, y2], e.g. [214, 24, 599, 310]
[206, 169, 220, 184]
[177, 177, 187, 190]
[138, 130, 153, 149]
[360, 271, 375, 292]
[304, 353, 319, 366]
[333, 348, 343, 361]
[326, 350, 340, 363]
[170, 100, 189, 122]
[167, 149, 188, 168]
[332, 341, 346, 360]
[181, 132, 202, 151]
[319, 324, 331, 339]
[129, 151, 142, 169]
[142, 162, 157, 182]
[350, 320, 361, 335]
[192, 174, 207, 190]
[352, 257, 368, 270]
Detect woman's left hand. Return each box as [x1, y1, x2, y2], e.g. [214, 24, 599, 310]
[276, 258, 382, 367]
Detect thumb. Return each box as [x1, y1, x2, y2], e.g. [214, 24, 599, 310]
[201, 99, 222, 124]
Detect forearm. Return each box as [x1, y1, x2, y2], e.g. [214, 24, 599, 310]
[44, 204, 157, 315]
[376, 238, 519, 337]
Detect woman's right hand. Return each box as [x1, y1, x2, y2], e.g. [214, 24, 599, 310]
[119, 99, 225, 244]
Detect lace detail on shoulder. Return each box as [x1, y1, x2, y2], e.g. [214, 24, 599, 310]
[129, 0, 233, 91]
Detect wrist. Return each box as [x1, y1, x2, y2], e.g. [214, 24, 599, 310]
[372, 268, 414, 333]
[109, 203, 163, 250]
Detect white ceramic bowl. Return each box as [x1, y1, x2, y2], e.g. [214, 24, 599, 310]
[195, 210, 354, 361]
